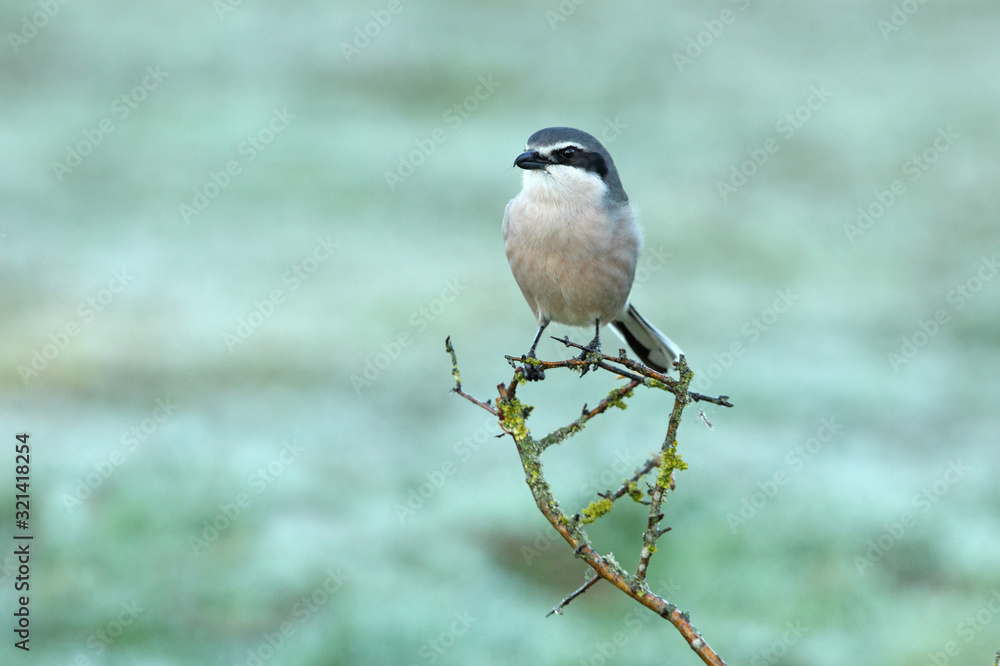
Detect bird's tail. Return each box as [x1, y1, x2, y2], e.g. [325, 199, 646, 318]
[609, 303, 683, 373]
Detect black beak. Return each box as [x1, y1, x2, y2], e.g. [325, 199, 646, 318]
[514, 150, 550, 170]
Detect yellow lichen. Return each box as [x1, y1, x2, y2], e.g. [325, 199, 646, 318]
[580, 497, 614, 524]
[498, 395, 531, 442]
[656, 440, 688, 488]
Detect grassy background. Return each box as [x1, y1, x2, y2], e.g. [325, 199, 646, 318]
[2, 1, 999, 664]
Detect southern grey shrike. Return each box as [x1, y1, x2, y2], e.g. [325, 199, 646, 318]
[503, 126, 683, 381]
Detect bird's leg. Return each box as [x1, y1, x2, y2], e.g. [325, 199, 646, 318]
[578, 319, 602, 377]
[521, 321, 549, 381]
[585, 318, 602, 354]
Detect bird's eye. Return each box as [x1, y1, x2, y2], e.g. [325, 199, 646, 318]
[559, 146, 577, 160]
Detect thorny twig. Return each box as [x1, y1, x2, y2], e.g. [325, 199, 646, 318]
[635, 358, 693, 585]
[546, 574, 600, 617]
[445, 336, 733, 665]
[600, 456, 661, 505]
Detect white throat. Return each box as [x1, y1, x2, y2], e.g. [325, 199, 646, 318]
[520, 165, 608, 208]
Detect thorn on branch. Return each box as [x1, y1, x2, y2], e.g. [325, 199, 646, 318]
[596, 456, 660, 506]
[445, 337, 730, 665]
[445, 337, 498, 415]
[546, 575, 600, 617]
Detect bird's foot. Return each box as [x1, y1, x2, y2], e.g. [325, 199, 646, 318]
[577, 336, 602, 377]
[520, 355, 546, 381]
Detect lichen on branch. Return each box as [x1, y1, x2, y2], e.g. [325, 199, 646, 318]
[445, 335, 732, 666]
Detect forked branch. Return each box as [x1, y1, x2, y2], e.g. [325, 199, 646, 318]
[446, 337, 732, 665]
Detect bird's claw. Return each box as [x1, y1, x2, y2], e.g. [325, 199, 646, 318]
[577, 338, 602, 377]
[521, 356, 546, 381]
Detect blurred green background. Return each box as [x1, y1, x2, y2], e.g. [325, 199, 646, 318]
[2, 1, 999, 664]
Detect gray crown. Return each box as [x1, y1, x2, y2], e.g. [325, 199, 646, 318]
[524, 127, 628, 204]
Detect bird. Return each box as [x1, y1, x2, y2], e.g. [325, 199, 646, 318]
[502, 126, 683, 381]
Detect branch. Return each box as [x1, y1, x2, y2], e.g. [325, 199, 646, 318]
[537, 378, 641, 453]
[635, 358, 692, 585]
[509, 336, 733, 408]
[446, 337, 732, 665]
[601, 456, 660, 504]
[446, 336, 498, 415]
[546, 574, 600, 617]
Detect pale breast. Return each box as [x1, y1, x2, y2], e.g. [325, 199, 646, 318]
[503, 191, 639, 327]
